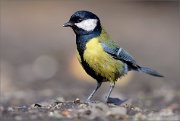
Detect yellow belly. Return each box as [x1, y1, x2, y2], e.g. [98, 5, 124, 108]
[83, 38, 124, 82]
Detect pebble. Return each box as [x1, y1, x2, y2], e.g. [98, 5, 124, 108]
[74, 98, 80, 103]
[34, 103, 42, 108]
[7, 107, 14, 112]
[79, 103, 88, 108]
[134, 112, 146, 120]
[48, 111, 63, 119]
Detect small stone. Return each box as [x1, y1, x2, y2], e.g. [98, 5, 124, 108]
[48, 111, 63, 119]
[134, 112, 146, 120]
[34, 103, 42, 107]
[7, 107, 14, 112]
[49, 112, 54, 117]
[62, 110, 70, 116]
[134, 107, 142, 112]
[79, 103, 88, 108]
[74, 98, 80, 103]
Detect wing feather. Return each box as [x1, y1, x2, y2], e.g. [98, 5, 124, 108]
[101, 43, 137, 66]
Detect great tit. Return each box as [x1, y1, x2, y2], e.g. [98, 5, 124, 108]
[63, 10, 163, 102]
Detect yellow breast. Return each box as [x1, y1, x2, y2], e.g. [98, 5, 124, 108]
[83, 38, 124, 82]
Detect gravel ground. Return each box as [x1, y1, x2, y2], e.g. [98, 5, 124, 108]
[1, 96, 180, 121]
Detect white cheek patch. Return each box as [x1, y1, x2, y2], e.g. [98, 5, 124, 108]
[75, 19, 98, 32]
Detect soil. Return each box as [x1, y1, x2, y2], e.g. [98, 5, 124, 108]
[1, 96, 180, 121]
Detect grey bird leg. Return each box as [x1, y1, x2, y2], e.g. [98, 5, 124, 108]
[105, 82, 115, 103]
[86, 82, 102, 102]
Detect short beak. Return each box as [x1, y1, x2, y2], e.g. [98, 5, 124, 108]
[63, 21, 73, 27]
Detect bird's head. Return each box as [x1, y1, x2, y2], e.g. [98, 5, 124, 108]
[63, 10, 102, 35]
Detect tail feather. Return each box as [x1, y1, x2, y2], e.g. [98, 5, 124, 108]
[138, 66, 164, 77]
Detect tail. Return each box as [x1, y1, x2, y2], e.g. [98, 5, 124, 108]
[138, 66, 164, 77]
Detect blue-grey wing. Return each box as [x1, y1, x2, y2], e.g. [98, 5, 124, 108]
[116, 48, 136, 64]
[101, 43, 137, 65]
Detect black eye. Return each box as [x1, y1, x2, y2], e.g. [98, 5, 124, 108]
[70, 16, 83, 23]
[77, 18, 83, 23]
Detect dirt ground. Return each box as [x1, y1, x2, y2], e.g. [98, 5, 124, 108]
[1, 84, 180, 121]
[1, 96, 180, 121]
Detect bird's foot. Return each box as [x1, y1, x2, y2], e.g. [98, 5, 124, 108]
[106, 97, 128, 105]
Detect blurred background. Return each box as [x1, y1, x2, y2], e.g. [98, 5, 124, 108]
[0, 0, 180, 108]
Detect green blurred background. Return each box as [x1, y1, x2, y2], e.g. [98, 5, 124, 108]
[0, 0, 180, 106]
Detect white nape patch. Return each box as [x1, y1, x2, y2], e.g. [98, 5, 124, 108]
[75, 19, 98, 32]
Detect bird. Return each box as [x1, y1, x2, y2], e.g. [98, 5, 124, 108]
[63, 10, 163, 103]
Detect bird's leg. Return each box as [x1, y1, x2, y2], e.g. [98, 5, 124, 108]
[105, 82, 115, 103]
[86, 82, 102, 102]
